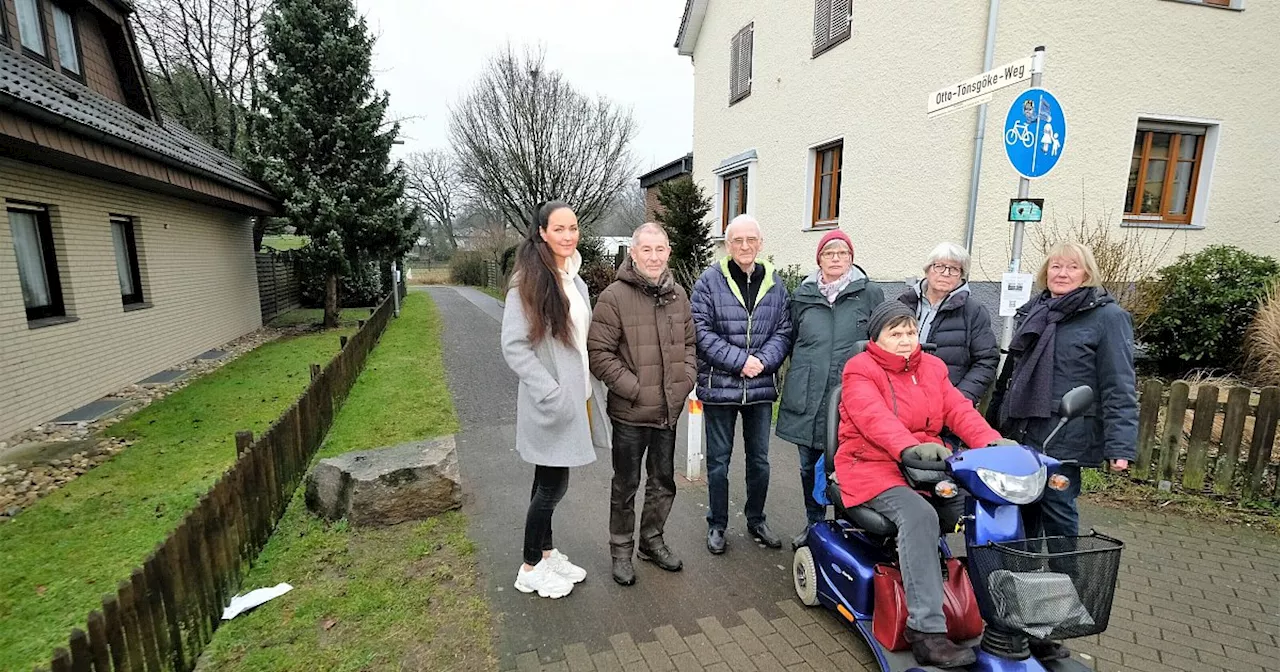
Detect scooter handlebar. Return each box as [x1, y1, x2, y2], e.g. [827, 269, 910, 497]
[900, 457, 948, 471]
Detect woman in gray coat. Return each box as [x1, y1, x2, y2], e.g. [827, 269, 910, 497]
[501, 201, 608, 599]
[776, 230, 883, 544]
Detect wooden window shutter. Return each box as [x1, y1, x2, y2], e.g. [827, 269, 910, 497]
[829, 0, 852, 43]
[729, 29, 740, 101]
[813, 0, 832, 53]
[730, 23, 753, 103]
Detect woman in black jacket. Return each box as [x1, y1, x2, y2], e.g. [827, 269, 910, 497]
[897, 242, 999, 405]
[988, 241, 1138, 662]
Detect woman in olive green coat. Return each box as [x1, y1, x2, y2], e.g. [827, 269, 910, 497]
[775, 231, 883, 541]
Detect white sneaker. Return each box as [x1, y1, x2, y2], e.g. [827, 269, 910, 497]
[514, 561, 574, 598]
[545, 549, 587, 583]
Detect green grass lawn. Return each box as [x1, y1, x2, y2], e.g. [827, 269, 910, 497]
[268, 307, 376, 329]
[199, 292, 494, 671]
[479, 286, 506, 303]
[0, 328, 352, 671]
[261, 234, 309, 251]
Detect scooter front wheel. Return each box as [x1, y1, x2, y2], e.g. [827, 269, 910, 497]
[793, 546, 818, 606]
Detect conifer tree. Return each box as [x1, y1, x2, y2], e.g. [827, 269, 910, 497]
[256, 0, 414, 327]
[655, 176, 713, 292]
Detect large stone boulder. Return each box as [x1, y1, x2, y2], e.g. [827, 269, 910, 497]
[305, 436, 462, 527]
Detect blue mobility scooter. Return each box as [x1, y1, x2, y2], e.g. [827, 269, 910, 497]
[791, 383, 1124, 672]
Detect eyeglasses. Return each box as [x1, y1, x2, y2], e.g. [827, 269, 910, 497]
[728, 237, 760, 248]
[820, 250, 851, 260]
[930, 263, 963, 277]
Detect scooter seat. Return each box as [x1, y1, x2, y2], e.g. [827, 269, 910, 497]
[842, 504, 897, 537]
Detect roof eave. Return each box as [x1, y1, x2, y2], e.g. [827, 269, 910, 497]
[674, 0, 708, 57]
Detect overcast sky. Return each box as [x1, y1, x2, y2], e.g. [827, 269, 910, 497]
[355, 0, 694, 174]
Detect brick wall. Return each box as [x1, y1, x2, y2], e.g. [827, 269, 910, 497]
[0, 158, 262, 440]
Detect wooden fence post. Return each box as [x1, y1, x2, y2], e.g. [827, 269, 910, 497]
[340, 335, 348, 348]
[85, 611, 113, 672]
[129, 568, 162, 671]
[67, 629, 92, 672]
[1134, 379, 1164, 481]
[1243, 387, 1279, 500]
[48, 649, 71, 672]
[235, 431, 253, 457]
[1181, 384, 1218, 492]
[310, 363, 321, 381]
[1214, 386, 1253, 495]
[101, 595, 129, 671]
[1157, 381, 1191, 487]
[117, 580, 145, 671]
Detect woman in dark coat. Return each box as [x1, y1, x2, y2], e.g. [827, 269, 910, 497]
[897, 242, 999, 405]
[776, 230, 882, 541]
[989, 241, 1139, 659]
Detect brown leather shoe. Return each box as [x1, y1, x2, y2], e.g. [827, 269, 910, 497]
[904, 628, 976, 669]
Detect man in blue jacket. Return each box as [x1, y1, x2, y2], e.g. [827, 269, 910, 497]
[691, 215, 793, 555]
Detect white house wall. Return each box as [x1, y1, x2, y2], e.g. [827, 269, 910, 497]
[689, 0, 1279, 282]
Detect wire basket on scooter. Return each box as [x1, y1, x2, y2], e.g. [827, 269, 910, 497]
[966, 533, 1123, 640]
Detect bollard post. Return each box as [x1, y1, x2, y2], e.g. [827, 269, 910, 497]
[685, 391, 704, 481]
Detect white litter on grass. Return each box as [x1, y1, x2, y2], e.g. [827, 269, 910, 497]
[221, 583, 294, 620]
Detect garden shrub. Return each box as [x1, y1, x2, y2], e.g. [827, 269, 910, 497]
[450, 251, 488, 286]
[1139, 245, 1280, 375]
[580, 260, 616, 302]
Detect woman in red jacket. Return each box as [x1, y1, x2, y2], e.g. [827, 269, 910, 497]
[837, 301, 1012, 668]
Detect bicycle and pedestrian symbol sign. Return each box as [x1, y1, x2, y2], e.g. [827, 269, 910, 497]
[1004, 87, 1066, 179]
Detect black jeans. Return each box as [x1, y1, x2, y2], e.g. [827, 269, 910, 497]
[609, 421, 677, 557]
[1021, 463, 1082, 538]
[524, 465, 569, 566]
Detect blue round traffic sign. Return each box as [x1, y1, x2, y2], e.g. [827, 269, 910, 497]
[1004, 87, 1066, 179]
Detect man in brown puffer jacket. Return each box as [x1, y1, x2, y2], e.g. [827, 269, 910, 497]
[588, 223, 697, 586]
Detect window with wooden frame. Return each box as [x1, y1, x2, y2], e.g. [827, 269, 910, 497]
[811, 142, 843, 228]
[1124, 125, 1205, 225]
[722, 170, 748, 233]
[51, 3, 83, 79]
[7, 202, 66, 321]
[110, 215, 145, 306]
[812, 0, 852, 58]
[13, 0, 47, 59]
[729, 23, 753, 105]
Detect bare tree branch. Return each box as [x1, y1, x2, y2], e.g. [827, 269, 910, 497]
[449, 46, 637, 235]
[404, 149, 462, 251]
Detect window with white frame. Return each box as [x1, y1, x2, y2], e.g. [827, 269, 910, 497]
[810, 141, 843, 228]
[1125, 120, 1215, 226]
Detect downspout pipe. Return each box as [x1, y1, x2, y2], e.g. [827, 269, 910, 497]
[964, 0, 1001, 252]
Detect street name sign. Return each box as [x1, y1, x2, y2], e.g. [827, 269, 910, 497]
[927, 56, 1033, 118]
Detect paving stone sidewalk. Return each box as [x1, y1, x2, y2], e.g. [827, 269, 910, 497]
[424, 286, 1279, 672]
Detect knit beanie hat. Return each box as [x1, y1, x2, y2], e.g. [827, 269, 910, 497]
[815, 229, 854, 265]
[867, 300, 916, 341]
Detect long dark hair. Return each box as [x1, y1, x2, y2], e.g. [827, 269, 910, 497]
[513, 200, 574, 346]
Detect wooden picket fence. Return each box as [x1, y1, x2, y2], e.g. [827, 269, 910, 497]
[1132, 379, 1280, 501]
[37, 285, 400, 672]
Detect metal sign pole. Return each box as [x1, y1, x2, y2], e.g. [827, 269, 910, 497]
[1000, 46, 1046, 350]
[391, 260, 401, 317]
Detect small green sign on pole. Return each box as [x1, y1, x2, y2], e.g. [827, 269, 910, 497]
[1008, 198, 1044, 223]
